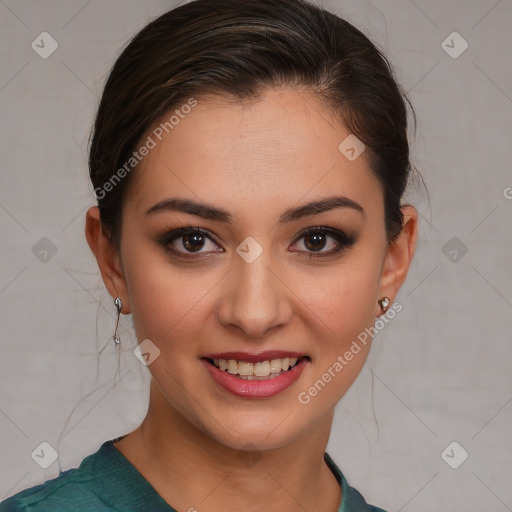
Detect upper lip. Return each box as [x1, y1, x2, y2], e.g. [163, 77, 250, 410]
[202, 351, 308, 363]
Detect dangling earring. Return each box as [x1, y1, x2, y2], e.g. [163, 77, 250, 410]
[113, 297, 123, 349]
[378, 296, 390, 313]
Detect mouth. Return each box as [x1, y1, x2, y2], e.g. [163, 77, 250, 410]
[200, 351, 310, 398]
[202, 356, 307, 380]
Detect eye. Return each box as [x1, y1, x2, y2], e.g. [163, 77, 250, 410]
[158, 225, 223, 257]
[157, 224, 356, 260]
[290, 226, 356, 259]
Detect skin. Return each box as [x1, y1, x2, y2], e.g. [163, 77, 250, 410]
[86, 88, 417, 512]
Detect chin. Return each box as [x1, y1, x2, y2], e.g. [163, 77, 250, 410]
[196, 408, 309, 452]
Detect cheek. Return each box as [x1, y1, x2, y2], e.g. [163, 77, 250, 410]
[294, 272, 377, 406]
[291, 260, 381, 405]
[122, 249, 216, 349]
[296, 260, 380, 337]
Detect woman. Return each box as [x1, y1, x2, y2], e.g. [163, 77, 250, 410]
[0, 0, 419, 510]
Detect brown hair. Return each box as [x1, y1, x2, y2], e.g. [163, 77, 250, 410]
[89, 0, 422, 247]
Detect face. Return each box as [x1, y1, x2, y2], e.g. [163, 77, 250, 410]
[113, 88, 394, 450]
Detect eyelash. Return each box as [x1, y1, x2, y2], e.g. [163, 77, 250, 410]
[157, 224, 357, 261]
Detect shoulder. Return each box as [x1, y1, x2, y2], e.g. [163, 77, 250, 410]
[0, 469, 105, 512]
[342, 485, 388, 512]
[324, 452, 389, 512]
[0, 442, 117, 512]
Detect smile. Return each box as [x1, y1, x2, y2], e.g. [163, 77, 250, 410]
[201, 352, 310, 398]
[208, 357, 301, 380]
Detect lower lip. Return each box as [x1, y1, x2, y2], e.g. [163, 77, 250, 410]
[201, 358, 308, 398]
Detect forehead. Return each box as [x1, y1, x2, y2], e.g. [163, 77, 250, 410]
[126, 88, 382, 218]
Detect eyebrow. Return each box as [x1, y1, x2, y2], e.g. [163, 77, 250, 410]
[145, 195, 365, 223]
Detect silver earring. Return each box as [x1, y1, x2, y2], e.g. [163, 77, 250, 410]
[378, 297, 390, 313]
[113, 297, 122, 349]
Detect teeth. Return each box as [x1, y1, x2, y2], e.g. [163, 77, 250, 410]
[269, 359, 282, 374]
[227, 359, 238, 374]
[254, 361, 270, 377]
[238, 361, 254, 376]
[212, 357, 301, 377]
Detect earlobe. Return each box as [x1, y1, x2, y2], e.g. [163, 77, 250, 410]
[376, 205, 418, 314]
[85, 206, 131, 314]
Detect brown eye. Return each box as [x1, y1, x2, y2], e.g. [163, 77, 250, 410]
[290, 226, 357, 259]
[158, 226, 223, 256]
[303, 231, 328, 252]
[182, 232, 206, 252]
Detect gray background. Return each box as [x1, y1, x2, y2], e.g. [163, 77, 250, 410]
[1, 1, 511, 511]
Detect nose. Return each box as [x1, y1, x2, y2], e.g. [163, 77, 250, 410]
[215, 249, 293, 339]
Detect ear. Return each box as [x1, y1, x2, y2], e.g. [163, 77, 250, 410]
[85, 206, 131, 314]
[376, 205, 418, 316]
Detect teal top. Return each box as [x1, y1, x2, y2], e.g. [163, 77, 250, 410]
[0, 438, 387, 512]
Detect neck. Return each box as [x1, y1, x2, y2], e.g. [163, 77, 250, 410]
[116, 378, 342, 512]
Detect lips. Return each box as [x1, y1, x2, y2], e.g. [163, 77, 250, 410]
[201, 351, 310, 398]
